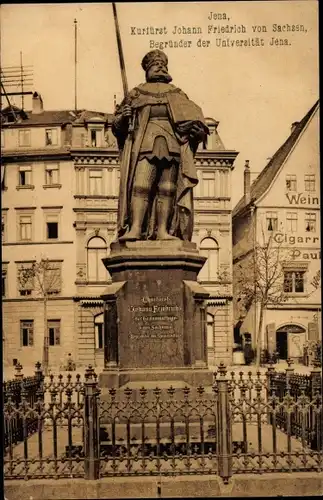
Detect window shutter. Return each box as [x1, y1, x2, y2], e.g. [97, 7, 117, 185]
[308, 322, 319, 341]
[28, 325, 34, 346]
[55, 325, 60, 345]
[266, 323, 276, 353]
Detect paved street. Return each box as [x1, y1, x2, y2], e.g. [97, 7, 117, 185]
[3, 360, 317, 382]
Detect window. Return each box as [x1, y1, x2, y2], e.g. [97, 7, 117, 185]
[89, 169, 103, 195]
[1, 165, 6, 190]
[90, 130, 98, 147]
[285, 174, 297, 191]
[201, 171, 216, 197]
[18, 165, 32, 186]
[266, 212, 278, 231]
[18, 129, 31, 147]
[206, 313, 214, 349]
[48, 320, 60, 346]
[2, 212, 6, 242]
[106, 168, 120, 196]
[46, 216, 59, 239]
[95, 313, 104, 349]
[44, 261, 62, 295]
[198, 238, 219, 281]
[305, 212, 316, 232]
[283, 271, 305, 293]
[286, 212, 297, 232]
[20, 320, 34, 346]
[2, 268, 7, 297]
[45, 128, 58, 146]
[304, 174, 315, 192]
[45, 163, 59, 185]
[17, 264, 34, 296]
[87, 237, 108, 281]
[19, 214, 32, 241]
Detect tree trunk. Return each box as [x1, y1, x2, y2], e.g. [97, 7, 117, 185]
[43, 294, 49, 375]
[255, 303, 265, 367]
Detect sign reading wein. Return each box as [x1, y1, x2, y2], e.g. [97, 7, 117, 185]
[285, 192, 319, 205]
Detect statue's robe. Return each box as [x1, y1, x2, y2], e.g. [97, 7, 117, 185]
[112, 82, 208, 241]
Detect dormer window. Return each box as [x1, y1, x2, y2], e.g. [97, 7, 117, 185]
[18, 129, 31, 147]
[87, 117, 105, 148]
[91, 130, 98, 147]
[45, 128, 58, 146]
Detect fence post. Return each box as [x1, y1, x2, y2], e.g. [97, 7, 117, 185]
[266, 359, 276, 424]
[83, 365, 100, 480]
[216, 363, 232, 483]
[14, 362, 24, 381]
[285, 358, 294, 383]
[35, 361, 43, 382]
[310, 361, 322, 451]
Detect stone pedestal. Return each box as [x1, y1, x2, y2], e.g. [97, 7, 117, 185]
[99, 240, 213, 388]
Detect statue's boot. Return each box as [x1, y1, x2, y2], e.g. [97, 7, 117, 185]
[156, 195, 178, 240]
[119, 195, 148, 241]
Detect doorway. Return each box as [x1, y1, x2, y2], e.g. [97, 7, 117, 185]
[276, 331, 288, 359]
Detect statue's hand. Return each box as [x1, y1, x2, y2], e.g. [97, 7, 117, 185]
[189, 122, 206, 142]
[122, 104, 132, 119]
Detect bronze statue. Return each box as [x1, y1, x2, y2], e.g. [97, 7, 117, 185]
[112, 49, 209, 242]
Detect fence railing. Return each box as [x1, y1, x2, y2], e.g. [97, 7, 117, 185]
[3, 361, 322, 482]
[3, 362, 44, 449]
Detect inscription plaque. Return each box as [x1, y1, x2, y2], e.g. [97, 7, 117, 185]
[129, 296, 181, 339]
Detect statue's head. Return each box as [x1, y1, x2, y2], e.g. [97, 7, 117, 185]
[141, 50, 172, 83]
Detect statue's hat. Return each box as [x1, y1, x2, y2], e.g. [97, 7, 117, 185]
[141, 50, 168, 71]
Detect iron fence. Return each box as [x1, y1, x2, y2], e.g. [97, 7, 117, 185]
[3, 361, 323, 483]
[3, 362, 44, 449]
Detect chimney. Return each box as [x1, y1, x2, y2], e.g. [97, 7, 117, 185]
[291, 121, 299, 134]
[32, 92, 43, 114]
[244, 160, 251, 204]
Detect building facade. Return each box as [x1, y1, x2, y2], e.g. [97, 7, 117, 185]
[2, 92, 238, 370]
[232, 101, 320, 362]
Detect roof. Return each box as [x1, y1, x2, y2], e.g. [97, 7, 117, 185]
[232, 100, 319, 218]
[1, 108, 114, 126]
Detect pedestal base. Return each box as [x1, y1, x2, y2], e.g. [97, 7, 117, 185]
[101, 240, 213, 388]
[99, 366, 214, 389]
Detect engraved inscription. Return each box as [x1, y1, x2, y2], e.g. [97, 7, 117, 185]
[128, 296, 181, 338]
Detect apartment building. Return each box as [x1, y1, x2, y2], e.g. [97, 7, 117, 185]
[232, 101, 320, 362]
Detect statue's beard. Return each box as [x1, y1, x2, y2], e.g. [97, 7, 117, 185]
[146, 72, 172, 83]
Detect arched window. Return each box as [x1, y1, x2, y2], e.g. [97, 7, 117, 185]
[94, 313, 104, 350]
[206, 313, 214, 349]
[87, 237, 108, 282]
[198, 238, 219, 281]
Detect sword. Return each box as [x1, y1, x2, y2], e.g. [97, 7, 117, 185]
[112, 2, 135, 237]
[112, 2, 134, 134]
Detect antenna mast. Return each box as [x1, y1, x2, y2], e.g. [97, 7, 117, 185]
[74, 18, 78, 112]
[1, 54, 33, 121]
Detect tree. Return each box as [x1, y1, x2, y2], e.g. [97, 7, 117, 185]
[234, 232, 290, 366]
[18, 259, 61, 375]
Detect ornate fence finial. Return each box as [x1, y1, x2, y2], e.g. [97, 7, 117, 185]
[286, 358, 293, 368]
[312, 355, 321, 369]
[35, 361, 41, 371]
[14, 362, 24, 380]
[84, 365, 97, 381]
[218, 362, 227, 377]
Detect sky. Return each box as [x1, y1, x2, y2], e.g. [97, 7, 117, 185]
[0, 1, 319, 206]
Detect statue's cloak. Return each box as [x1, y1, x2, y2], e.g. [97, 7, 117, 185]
[112, 82, 208, 241]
